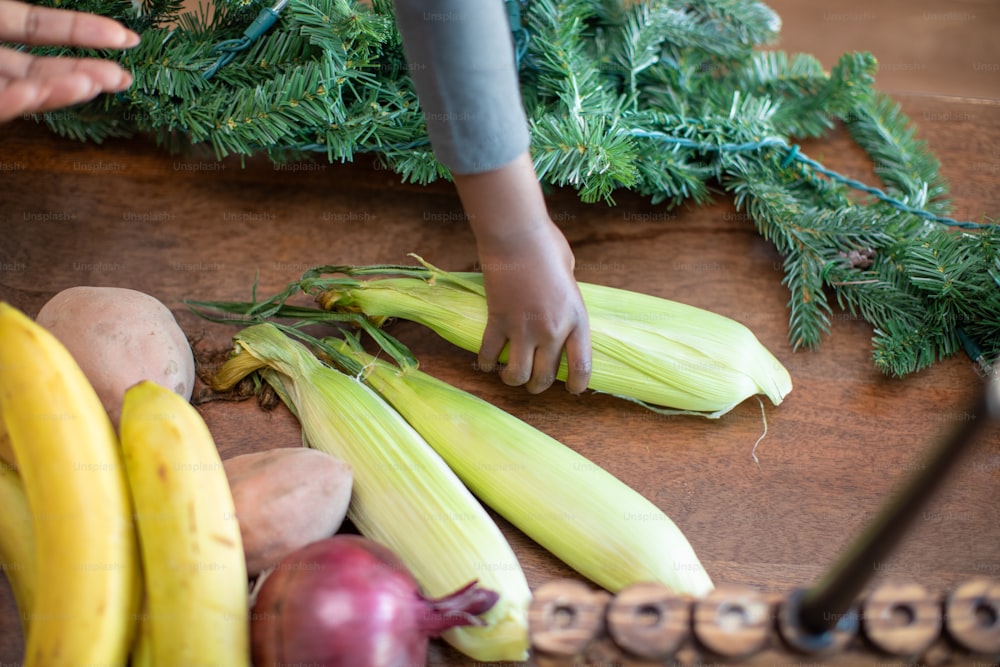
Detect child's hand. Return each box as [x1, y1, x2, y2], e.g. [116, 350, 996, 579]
[0, 0, 139, 123]
[454, 151, 593, 395]
[477, 220, 592, 395]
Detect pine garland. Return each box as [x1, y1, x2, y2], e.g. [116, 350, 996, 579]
[13, 0, 999, 376]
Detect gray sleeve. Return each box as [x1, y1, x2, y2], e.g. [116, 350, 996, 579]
[392, 0, 531, 175]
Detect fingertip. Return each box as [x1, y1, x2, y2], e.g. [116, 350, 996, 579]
[114, 68, 134, 92]
[477, 325, 506, 374]
[70, 72, 102, 102]
[500, 369, 530, 388]
[526, 375, 556, 395]
[476, 349, 501, 374]
[568, 356, 593, 394]
[94, 63, 134, 94]
[525, 351, 560, 394]
[499, 358, 531, 388]
[122, 30, 142, 48]
[564, 341, 593, 395]
[564, 375, 584, 394]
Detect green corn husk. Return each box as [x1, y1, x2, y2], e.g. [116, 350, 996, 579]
[311, 258, 792, 418]
[212, 323, 531, 662]
[326, 334, 714, 597]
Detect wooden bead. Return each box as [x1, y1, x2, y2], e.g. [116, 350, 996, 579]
[945, 577, 1000, 655]
[776, 588, 858, 655]
[606, 581, 691, 660]
[529, 579, 607, 658]
[692, 584, 770, 658]
[862, 580, 941, 656]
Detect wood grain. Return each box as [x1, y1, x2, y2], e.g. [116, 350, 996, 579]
[1, 3, 998, 664]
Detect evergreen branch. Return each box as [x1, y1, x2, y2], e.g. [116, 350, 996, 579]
[615, 2, 697, 101]
[608, 0, 780, 64]
[685, 0, 781, 51]
[740, 50, 827, 100]
[530, 113, 639, 203]
[731, 155, 998, 372]
[872, 317, 957, 376]
[220, 29, 316, 83]
[626, 98, 782, 180]
[204, 66, 333, 157]
[19, 0, 998, 379]
[377, 149, 449, 185]
[891, 227, 999, 337]
[731, 50, 877, 137]
[215, 0, 265, 11]
[174, 2, 226, 38]
[825, 264, 924, 338]
[727, 164, 918, 350]
[127, 0, 187, 33]
[631, 144, 714, 206]
[841, 91, 950, 213]
[322, 80, 424, 159]
[782, 251, 833, 350]
[726, 168, 828, 347]
[122, 29, 217, 100]
[286, 0, 393, 69]
[30, 98, 136, 143]
[524, 0, 606, 115]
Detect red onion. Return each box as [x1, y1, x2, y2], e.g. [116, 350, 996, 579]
[250, 534, 499, 667]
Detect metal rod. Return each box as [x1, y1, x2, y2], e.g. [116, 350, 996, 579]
[797, 372, 999, 636]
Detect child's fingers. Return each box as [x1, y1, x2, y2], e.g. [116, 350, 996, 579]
[0, 48, 132, 90]
[562, 325, 592, 395]
[0, 73, 89, 122]
[0, 0, 140, 49]
[0, 65, 133, 123]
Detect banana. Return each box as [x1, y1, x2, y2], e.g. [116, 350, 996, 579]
[119, 380, 250, 666]
[129, 597, 154, 667]
[0, 459, 34, 635]
[0, 415, 15, 468]
[0, 302, 141, 667]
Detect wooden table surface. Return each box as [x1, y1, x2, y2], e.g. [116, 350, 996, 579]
[1, 1, 997, 665]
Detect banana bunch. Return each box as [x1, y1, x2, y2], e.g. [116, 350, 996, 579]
[0, 303, 250, 666]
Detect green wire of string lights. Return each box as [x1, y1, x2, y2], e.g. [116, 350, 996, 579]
[203, 0, 290, 79]
[629, 129, 988, 230]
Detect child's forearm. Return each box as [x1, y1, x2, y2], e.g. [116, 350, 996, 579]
[453, 151, 593, 395]
[452, 151, 552, 252]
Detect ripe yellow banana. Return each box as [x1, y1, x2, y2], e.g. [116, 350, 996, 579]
[119, 380, 250, 666]
[129, 598, 154, 667]
[0, 459, 34, 635]
[0, 421, 14, 469]
[0, 302, 141, 667]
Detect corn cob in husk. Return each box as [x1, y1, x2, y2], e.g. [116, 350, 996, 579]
[308, 258, 791, 417]
[212, 323, 531, 663]
[327, 334, 714, 597]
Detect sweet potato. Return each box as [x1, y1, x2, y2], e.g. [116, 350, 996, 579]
[224, 448, 353, 576]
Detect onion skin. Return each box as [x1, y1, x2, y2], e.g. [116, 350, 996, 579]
[251, 535, 499, 667]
